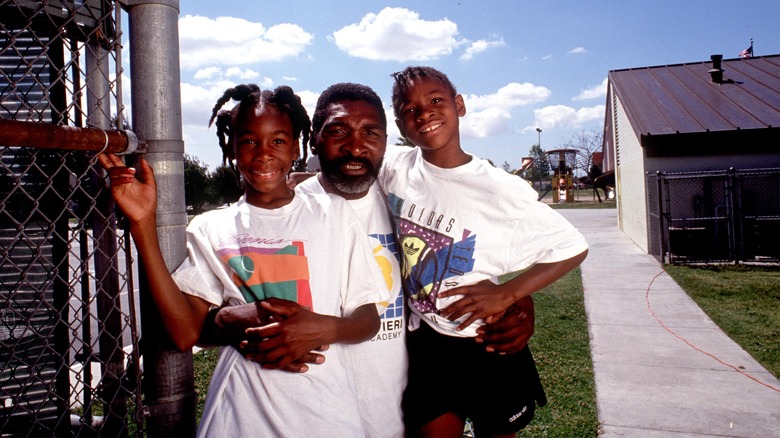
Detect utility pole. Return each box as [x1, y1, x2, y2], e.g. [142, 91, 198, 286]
[536, 128, 543, 191]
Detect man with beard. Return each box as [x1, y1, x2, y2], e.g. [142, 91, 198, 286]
[201, 83, 536, 437]
[297, 83, 407, 437]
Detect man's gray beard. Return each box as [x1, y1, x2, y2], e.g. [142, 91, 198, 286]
[323, 172, 376, 195]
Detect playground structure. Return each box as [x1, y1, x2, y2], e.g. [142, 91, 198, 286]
[518, 149, 613, 203]
[547, 149, 578, 203]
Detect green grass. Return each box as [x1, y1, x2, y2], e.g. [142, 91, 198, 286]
[193, 347, 219, 425]
[664, 264, 780, 378]
[549, 199, 616, 210]
[505, 268, 599, 437]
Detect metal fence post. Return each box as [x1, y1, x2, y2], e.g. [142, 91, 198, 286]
[125, 0, 195, 435]
[656, 171, 668, 263]
[725, 167, 739, 263]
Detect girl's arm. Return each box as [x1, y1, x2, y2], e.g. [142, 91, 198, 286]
[438, 249, 588, 331]
[240, 299, 380, 370]
[99, 153, 211, 351]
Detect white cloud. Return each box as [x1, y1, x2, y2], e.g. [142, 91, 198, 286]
[457, 83, 551, 138]
[181, 81, 237, 128]
[194, 67, 221, 80]
[331, 7, 464, 61]
[573, 77, 608, 101]
[296, 90, 320, 120]
[460, 38, 505, 60]
[465, 83, 551, 111]
[178, 15, 313, 69]
[461, 107, 512, 138]
[542, 54, 553, 60]
[224, 67, 260, 80]
[524, 104, 605, 132]
[568, 47, 587, 54]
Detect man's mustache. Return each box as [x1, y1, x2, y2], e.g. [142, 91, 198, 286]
[329, 156, 377, 174]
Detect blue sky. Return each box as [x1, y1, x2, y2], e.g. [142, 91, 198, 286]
[168, 0, 780, 171]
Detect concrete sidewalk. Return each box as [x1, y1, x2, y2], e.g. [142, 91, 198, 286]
[558, 208, 780, 438]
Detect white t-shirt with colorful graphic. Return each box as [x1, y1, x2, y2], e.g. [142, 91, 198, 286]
[297, 178, 407, 438]
[380, 146, 589, 338]
[172, 194, 387, 438]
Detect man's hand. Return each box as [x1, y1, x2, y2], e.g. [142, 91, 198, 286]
[203, 301, 329, 373]
[241, 299, 333, 371]
[475, 296, 535, 354]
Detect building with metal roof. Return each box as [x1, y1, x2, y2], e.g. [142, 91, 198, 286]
[603, 54, 780, 259]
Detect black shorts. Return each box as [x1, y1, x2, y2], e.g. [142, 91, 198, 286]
[402, 322, 546, 436]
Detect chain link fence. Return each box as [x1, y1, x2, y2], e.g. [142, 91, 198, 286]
[647, 168, 780, 265]
[1, 1, 144, 436]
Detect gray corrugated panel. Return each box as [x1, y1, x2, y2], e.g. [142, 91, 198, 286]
[609, 55, 780, 139]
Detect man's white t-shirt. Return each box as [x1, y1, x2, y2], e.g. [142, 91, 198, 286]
[298, 178, 407, 438]
[172, 194, 387, 438]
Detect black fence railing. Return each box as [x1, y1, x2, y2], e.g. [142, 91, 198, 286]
[647, 168, 780, 265]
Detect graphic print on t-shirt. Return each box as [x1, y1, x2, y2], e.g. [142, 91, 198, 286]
[217, 239, 313, 309]
[369, 232, 405, 342]
[387, 193, 476, 316]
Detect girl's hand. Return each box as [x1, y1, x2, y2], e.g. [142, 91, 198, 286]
[475, 296, 535, 354]
[97, 153, 157, 224]
[437, 279, 517, 331]
[440, 252, 588, 332]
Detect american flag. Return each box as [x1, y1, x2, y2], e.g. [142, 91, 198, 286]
[739, 42, 753, 58]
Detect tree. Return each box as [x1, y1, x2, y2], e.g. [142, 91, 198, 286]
[564, 130, 611, 202]
[563, 130, 603, 176]
[524, 144, 550, 190]
[209, 163, 243, 205]
[184, 154, 210, 214]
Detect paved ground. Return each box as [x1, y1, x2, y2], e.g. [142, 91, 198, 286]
[558, 208, 780, 438]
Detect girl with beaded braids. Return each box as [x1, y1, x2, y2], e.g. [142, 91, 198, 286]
[210, 84, 310, 174]
[98, 84, 387, 437]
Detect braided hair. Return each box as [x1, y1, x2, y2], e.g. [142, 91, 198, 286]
[390, 66, 458, 120]
[208, 84, 311, 173]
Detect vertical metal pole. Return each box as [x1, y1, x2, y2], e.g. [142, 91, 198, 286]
[85, 40, 129, 436]
[86, 44, 112, 130]
[47, 34, 74, 437]
[126, 1, 195, 435]
[536, 128, 542, 192]
[655, 171, 672, 263]
[727, 167, 741, 263]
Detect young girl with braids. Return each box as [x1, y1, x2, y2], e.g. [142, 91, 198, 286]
[99, 84, 386, 437]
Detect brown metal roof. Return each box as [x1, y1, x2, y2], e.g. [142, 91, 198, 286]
[608, 54, 780, 139]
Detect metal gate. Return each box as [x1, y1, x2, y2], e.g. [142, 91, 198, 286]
[647, 168, 780, 264]
[1, 1, 143, 435]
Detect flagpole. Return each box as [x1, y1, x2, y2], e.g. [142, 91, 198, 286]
[739, 38, 754, 59]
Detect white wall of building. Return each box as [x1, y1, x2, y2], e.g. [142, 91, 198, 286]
[611, 90, 649, 251]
